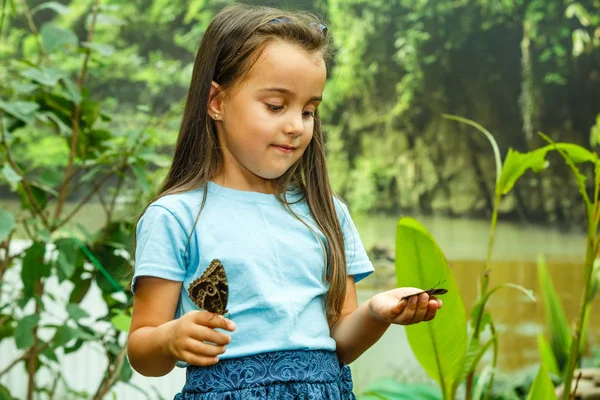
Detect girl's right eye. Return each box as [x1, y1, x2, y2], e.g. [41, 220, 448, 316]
[266, 104, 284, 112]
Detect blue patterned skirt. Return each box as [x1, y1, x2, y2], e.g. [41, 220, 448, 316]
[174, 350, 356, 399]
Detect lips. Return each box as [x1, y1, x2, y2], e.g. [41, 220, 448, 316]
[272, 144, 297, 153]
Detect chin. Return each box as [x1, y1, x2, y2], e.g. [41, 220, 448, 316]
[256, 167, 292, 181]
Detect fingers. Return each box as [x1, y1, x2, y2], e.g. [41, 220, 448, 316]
[189, 324, 232, 346]
[396, 293, 437, 325]
[423, 299, 440, 321]
[193, 311, 236, 331]
[170, 311, 236, 365]
[408, 293, 430, 323]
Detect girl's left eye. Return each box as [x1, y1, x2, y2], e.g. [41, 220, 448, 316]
[266, 104, 284, 112]
[303, 110, 316, 118]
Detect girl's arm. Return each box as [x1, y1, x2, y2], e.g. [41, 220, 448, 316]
[329, 277, 441, 364]
[128, 277, 235, 377]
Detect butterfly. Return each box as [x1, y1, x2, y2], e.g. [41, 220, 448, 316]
[188, 259, 229, 315]
[400, 279, 448, 301]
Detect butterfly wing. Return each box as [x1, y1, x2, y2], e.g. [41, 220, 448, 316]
[188, 259, 229, 315]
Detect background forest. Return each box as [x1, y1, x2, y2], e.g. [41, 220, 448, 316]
[2, 0, 599, 222]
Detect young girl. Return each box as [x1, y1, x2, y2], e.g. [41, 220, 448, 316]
[127, 4, 442, 399]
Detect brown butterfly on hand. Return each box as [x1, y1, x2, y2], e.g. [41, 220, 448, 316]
[188, 259, 229, 315]
[400, 279, 448, 301]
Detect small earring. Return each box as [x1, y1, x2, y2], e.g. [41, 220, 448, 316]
[214, 114, 219, 119]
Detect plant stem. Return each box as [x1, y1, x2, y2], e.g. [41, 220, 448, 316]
[93, 339, 127, 400]
[54, 0, 101, 222]
[0, 112, 51, 229]
[561, 227, 598, 400]
[17, 0, 48, 61]
[465, 192, 502, 400]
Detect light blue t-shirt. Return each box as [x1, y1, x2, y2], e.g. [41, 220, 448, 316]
[132, 181, 374, 361]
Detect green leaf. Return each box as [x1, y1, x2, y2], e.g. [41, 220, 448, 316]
[131, 162, 150, 192]
[136, 151, 172, 168]
[526, 365, 558, 400]
[119, 357, 134, 383]
[22, 243, 51, 298]
[537, 334, 560, 376]
[21, 67, 62, 86]
[81, 41, 115, 57]
[52, 324, 77, 348]
[17, 183, 48, 211]
[60, 76, 82, 105]
[69, 274, 92, 304]
[454, 337, 495, 392]
[40, 23, 78, 53]
[110, 311, 131, 332]
[66, 303, 89, 321]
[31, 2, 71, 15]
[1, 164, 21, 191]
[0, 383, 17, 400]
[0, 314, 15, 340]
[0, 208, 15, 242]
[360, 378, 443, 399]
[498, 148, 550, 195]
[395, 217, 467, 399]
[0, 100, 39, 124]
[38, 168, 63, 188]
[39, 345, 58, 363]
[537, 254, 571, 371]
[54, 238, 83, 282]
[14, 314, 40, 349]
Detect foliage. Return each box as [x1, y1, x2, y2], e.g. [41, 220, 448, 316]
[395, 217, 467, 398]
[395, 115, 599, 399]
[0, 0, 172, 398]
[358, 378, 443, 400]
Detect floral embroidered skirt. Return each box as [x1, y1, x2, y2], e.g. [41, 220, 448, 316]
[174, 350, 356, 399]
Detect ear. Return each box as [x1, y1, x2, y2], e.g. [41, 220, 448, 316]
[207, 81, 224, 120]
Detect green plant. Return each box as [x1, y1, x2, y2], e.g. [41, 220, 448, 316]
[0, 1, 171, 398]
[395, 114, 598, 400]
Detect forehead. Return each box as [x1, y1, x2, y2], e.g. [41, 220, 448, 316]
[242, 41, 327, 96]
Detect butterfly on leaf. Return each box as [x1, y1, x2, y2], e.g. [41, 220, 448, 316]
[188, 259, 229, 315]
[400, 279, 448, 301]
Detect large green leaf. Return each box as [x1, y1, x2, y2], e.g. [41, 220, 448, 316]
[526, 365, 558, 400]
[0, 208, 15, 242]
[359, 378, 442, 400]
[537, 255, 570, 372]
[537, 334, 560, 376]
[395, 217, 467, 399]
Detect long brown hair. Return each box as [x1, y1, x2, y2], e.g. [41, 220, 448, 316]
[146, 4, 347, 322]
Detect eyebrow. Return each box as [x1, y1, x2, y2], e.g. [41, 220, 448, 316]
[258, 87, 322, 102]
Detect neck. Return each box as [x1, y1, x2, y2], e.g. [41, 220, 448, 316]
[211, 170, 276, 194]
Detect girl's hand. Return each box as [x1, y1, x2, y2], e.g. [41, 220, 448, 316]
[368, 287, 443, 325]
[165, 311, 236, 366]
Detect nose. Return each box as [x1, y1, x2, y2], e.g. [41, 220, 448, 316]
[283, 111, 305, 137]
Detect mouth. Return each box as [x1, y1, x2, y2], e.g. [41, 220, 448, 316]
[271, 144, 297, 154]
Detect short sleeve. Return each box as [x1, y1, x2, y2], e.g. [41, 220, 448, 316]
[337, 200, 374, 283]
[131, 205, 188, 293]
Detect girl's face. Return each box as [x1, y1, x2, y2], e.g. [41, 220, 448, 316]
[211, 40, 327, 192]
